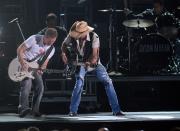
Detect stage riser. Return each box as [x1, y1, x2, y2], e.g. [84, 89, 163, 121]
[97, 80, 180, 112]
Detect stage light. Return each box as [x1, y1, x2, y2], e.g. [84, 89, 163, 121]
[136, 115, 174, 120]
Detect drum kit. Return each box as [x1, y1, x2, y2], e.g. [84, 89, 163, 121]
[122, 19, 154, 28]
[98, 8, 180, 74]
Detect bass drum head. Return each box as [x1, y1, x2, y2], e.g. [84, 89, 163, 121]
[135, 33, 173, 73]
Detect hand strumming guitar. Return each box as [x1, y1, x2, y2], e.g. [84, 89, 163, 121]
[19, 59, 29, 72]
[61, 52, 68, 64]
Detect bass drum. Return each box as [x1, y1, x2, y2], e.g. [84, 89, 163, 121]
[134, 33, 173, 73]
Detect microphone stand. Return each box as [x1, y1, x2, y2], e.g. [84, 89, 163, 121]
[15, 19, 25, 41]
[106, 8, 117, 73]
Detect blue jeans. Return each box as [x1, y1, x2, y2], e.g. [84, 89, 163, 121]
[70, 64, 121, 114]
[18, 72, 44, 113]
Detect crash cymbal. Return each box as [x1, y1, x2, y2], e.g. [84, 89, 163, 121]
[122, 19, 154, 28]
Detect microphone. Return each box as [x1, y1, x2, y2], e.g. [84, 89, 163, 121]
[8, 18, 18, 23]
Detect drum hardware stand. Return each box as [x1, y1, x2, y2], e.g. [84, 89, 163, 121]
[127, 30, 131, 71]
[106, 8, 124, 73]
[107, 9, 115, 72]
[115, 35, 128, 72]
[127, 26, 137, 72]
[96, 8, 117, 73]
[99, 6, 131, 73]
[127, 29, 138, 72]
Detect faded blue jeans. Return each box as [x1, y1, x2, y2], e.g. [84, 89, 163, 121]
[70, 64, 121, 114]
[18, 72, 44, 113]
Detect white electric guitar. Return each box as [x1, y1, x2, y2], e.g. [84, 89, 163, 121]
[8, 58, 64, 82]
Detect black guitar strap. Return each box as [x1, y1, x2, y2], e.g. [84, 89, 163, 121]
[28, 53, 42, 62]
[37, 45, 54, 66]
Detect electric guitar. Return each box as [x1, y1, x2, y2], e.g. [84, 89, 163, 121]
[66, 61, 96, 75]
[65, 44, 96, 75]
[66, 52, 97, 75]
[8, 58, 65, 82]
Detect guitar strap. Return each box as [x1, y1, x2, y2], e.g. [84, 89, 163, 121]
[27, 53, 43, 62]
[37, 45, 54, 66]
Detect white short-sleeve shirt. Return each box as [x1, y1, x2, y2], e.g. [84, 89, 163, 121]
[23, 35, 55, 61]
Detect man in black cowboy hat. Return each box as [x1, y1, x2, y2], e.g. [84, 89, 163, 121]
[61, 21, 123, 116]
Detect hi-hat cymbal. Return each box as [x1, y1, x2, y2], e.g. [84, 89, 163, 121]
[122, 19, 154, 28]
[98, 8, 124, 13]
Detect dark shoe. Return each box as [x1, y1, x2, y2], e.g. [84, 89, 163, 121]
[68, 112, 78, 117]
[32, 112, 42, 117]
[19, 109, 31, 118]
[113, 111, 125, 116]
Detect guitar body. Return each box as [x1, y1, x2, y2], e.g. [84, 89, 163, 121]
[8, 58, 39, 82]
[65, 43, 96, 75]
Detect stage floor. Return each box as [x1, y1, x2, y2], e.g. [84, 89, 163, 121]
[1, 111, 180, 123]
[0, 111, 180, 131]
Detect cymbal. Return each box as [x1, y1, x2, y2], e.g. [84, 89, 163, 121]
[98, 8, 124, 13]
[122, 19, 154, 28]
[0, 42, 6, 44]
[177, 6, 180, 10]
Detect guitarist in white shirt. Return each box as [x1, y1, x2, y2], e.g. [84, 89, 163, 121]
[61, 21, 124, 117]
[17, 28, 57, 117]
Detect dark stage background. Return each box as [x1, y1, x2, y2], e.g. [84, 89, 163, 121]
[0, 0, 179, 114]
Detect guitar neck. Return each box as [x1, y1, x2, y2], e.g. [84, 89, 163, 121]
[76, 62, 85, 66]
[29, 68, 64, 74]
[43, 69, 64, 74]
